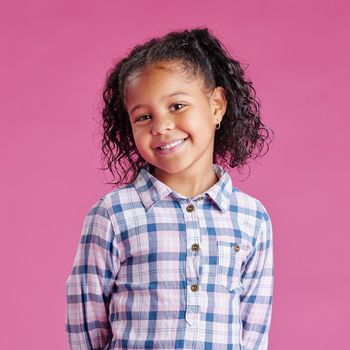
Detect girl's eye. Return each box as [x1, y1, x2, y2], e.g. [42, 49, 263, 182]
[170, 103, 186, 111]
[136, 115, 151, 122]
[135, 103, 185, 122]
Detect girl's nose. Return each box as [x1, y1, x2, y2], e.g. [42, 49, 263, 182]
[151, 116, 174, 135]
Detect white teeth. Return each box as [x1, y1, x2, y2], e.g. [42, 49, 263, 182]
[159, 139, 185, 150]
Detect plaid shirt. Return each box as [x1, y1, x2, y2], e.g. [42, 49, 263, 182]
[65, 163, 274, 350]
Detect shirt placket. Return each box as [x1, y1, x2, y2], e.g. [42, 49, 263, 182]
[182, 198, 202, 327]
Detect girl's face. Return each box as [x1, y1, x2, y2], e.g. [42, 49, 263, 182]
[125, 62, 226, 179]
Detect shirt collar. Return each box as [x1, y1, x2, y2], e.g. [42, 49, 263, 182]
[133, 163, 232, 212]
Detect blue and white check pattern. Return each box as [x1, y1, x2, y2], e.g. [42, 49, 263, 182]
[65, 163, 274, 349]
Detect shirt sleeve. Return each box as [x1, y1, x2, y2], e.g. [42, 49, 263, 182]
[239, 207, 274, 350]
[65, 198, 120, 350]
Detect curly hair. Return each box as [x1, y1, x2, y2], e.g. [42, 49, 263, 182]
[100, 26, 274, 186]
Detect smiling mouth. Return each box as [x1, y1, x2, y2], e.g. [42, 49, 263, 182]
[158, 138, 187, 150]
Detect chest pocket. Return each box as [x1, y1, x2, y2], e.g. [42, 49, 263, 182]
[216, 240, 251, 293]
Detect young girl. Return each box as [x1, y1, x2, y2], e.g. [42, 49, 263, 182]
[65, 27, 274, 350]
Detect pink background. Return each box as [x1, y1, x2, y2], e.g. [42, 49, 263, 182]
[1, 1, 349, 349]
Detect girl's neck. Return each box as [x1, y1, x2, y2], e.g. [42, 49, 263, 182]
[150, 163, 219, 199]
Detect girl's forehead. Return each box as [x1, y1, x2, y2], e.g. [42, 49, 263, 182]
[129, 62, 195, 84]
[125, 62, 206, 101]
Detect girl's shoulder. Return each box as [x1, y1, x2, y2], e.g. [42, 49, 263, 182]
[78, 183, 147, 240]
[229, 186, 273, 246]
[230, 185, 272, 223]
[83, 182, 141, 223]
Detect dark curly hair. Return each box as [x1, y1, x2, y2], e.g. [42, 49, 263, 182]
[100, 26, 274, 186]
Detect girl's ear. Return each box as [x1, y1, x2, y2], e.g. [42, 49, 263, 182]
[210, 86, 227, 122]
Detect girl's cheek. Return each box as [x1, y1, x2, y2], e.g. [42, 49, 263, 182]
[131, 126, 141, 137]
[183, 120, 198, 131]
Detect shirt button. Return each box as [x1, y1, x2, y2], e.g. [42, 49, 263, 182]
[234, 244, 240, 253]
[186, 204, 195, 212]
[190, 284, 199, 292]
[191, 243, 200, 252]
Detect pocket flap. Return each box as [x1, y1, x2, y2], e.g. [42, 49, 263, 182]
[217, 240, 252, 262]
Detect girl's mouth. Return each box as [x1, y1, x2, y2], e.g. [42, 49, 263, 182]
[156, 137, 188, 154]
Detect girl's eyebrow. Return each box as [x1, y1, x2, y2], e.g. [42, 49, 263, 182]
[129, 91, 189, 115]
